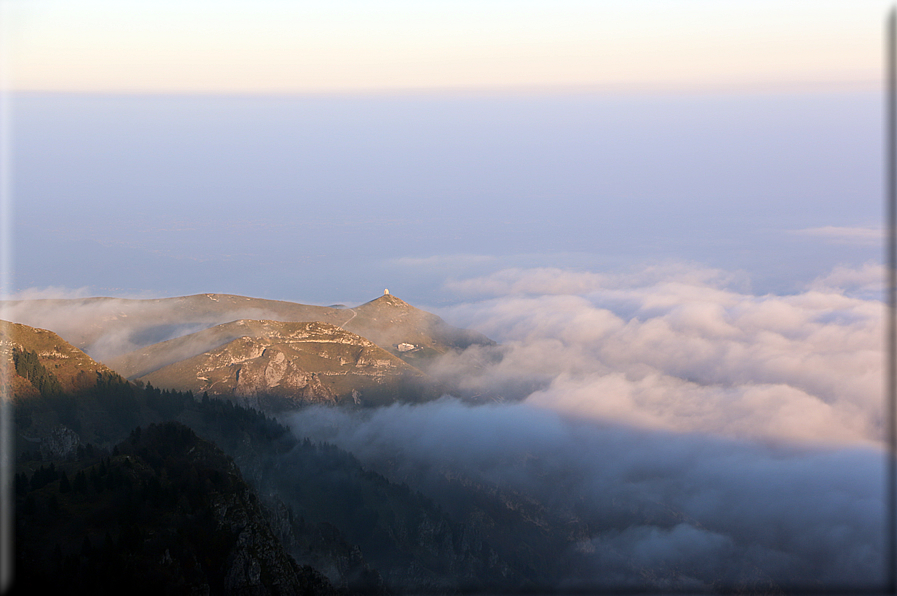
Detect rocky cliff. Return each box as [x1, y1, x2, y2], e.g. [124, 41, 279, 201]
[112, 319, 433, 408]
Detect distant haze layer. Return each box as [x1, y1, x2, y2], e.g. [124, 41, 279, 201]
[9, 90, 879, 306]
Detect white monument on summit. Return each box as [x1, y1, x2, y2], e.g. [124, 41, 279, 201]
[384, 289, 389, 295]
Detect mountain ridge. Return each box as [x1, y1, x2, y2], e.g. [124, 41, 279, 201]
[1, 320, 118, 399]
[1, 291, 495, 364]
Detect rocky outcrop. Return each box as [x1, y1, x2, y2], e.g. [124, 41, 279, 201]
[40, 425, 82, 459]
[213, 484, 312, 595]
[123, 320, 431, 407]
[263, 498, 386, 594]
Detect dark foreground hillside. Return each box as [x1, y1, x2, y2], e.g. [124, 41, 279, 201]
[6, 325, 531, 594]
[15, 421, 338, 596]
[10, 318, 720, 594]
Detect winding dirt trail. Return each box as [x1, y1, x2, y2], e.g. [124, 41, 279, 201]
[339, 308, 357, 328]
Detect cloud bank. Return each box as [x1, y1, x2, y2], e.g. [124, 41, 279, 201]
[794, 225, 882, 246]
[289, 398, 884, 589]
[290, 261, 886, 589]
[436, 262, 883, 447]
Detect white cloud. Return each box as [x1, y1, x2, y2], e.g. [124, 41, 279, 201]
[793, 226, 882, 246]
[444, 262, 749, 298]
[809, 261, 883, 297]
[445, 268, 609, 296]
[435, 262, 884, 447]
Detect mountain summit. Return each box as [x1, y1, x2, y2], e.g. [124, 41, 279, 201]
[345, 293, 494, 360]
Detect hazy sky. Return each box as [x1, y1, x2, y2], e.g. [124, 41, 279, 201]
[0, 1, 888, 306]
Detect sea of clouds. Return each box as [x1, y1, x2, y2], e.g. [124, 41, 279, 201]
[3, 259, 886, 588]
[435, 261, 884, 446]
[288, 260, 887, 590]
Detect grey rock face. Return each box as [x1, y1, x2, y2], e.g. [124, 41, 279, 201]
[41, 425, 82, 459]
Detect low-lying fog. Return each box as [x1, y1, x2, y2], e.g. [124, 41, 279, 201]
[289, 261, 885, 589]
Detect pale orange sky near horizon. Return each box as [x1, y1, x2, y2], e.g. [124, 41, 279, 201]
[0, 1, 888, 95]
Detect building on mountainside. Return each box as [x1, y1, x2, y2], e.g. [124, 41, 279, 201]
[396, 343, 415, 352]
